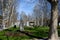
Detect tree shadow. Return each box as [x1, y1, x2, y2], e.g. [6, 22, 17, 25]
[16, 30, 48, 40]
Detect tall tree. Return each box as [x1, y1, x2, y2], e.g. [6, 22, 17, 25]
[47, 0, 59, 40]
[0, 0, 3, 29]
[11, 6, 18, 25]
[19, 11, 27, 31]
[20, 16, 24, 31]
[2, 0, 17, 27]
[33, 0, 47, 26]
[33, 5, 41, 26]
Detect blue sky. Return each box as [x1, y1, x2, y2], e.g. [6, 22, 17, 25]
[16, 0, 39, 15]
[16, 0, 51, 19]
[16, 0, 51, 14]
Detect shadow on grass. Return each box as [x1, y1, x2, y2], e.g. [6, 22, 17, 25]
[4, 29, 48, 40]
[16, 30, 48, 40]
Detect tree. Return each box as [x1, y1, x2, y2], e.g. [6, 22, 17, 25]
[33, 3, 42, 26]
[20, 16, 24, 31]
[47, 0, 59, 40]
[1, 0, 18, 28]
[8, 0, 16, 26]
[7, 0, 18, 27]
[19, 11, 27, 31]
[11, 6, 18, 25]
[43, 0, 47, 26]
[20, 11, 28, 26]
[33, 0, 47, 26]
[0, 0, 3, 27]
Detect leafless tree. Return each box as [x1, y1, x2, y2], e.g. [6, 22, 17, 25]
[19, 11, 27, 31]
[33, 0, 47, 26]
[1, 0, 18, 28]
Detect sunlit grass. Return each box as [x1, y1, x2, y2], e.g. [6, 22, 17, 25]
[0, 26, 60, 40]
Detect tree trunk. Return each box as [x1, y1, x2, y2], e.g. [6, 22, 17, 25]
[41, 13, 44, 26]
[48, 0, 59, 40]
[20, 20, 24, 31]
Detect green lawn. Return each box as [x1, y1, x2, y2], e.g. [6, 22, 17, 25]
[0, 27, 31, 40]
[0, 26, 60, 40]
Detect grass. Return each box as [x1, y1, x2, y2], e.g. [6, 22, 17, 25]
[24, 26, 49, 38]
[0, 26, 60, 40]
[0, 27, 31, 40]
